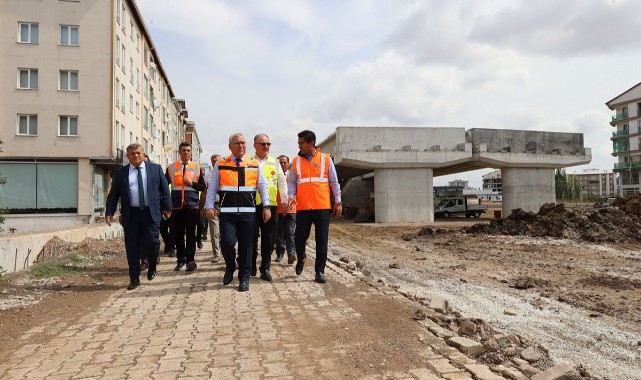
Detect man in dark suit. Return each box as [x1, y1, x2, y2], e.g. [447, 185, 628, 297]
[106, 143, 172, 290]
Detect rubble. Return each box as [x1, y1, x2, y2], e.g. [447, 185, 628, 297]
[465, 198, 641, 243]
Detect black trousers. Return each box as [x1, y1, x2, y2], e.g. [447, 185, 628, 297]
[124, 208, 160, 278]
[220, 213, 255, 282]
[252, 205, 278, 273]
[160, 216, 174, 252]
[295, 209, 330, 274]
[172, 207, 199, 263]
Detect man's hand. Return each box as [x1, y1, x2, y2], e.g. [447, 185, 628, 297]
[262, 207, 271, 223]
[184, 178, 192, 187]
[205, 208, 216, 219]
[280, 202, 288, 213]
[105, 215, 113, 226]
[334, 203, 342, 218]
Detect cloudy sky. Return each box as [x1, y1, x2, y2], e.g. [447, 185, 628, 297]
[136, 0, 641, 188]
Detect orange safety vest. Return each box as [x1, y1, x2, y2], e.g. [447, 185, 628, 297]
[291, 148, 331, 211]
[167, 161, 201, 209]
[277, 171, 296, 214]
[218, 155, 260, 213]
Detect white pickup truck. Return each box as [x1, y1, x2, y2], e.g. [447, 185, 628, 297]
[434, 197, 487, 218]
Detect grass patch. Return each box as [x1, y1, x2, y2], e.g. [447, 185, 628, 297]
[31, 253, 94, 278]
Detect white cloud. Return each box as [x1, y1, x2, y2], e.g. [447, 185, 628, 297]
[135, 0, 641, 184]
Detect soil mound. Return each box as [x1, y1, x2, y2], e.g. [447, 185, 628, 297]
[465, 198, 641, 243]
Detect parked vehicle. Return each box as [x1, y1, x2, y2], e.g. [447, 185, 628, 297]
[434, 197, 487, 218]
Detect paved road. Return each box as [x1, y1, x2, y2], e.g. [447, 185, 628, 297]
[0, 243, 495, 380]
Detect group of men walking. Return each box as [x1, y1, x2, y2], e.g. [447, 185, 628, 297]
[105, 130, 342, 292]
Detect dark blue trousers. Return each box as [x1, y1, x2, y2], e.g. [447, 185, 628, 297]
[295, 209, 330, 274]
[252, 205, 278, 273]
[219, 213, 255, 282]
[124, 208, 160, 278]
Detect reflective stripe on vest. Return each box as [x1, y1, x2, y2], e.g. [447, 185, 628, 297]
[292, 149, 331, 210]
[168, 161, 200, 209]
[249, 155, 279, 206]
[218, 155, 259, 213]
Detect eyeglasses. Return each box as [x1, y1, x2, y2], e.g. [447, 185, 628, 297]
[258, 142, 271, 147]
[231, 141, 246, 145]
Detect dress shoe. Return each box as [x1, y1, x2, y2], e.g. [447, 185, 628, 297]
[147, 267, 156, 281]
[202, 235, 208, 241]
[251, 266, 257, 277]
[315, 272, 327, 284]
[166, 247, 176, 257]
[260, 270, 272, 282]
[186, 261, 198, 272]
[223, 269, 234, 285]
[127, 277, 140, 290]
[174, 262, 186, 271]
[275, 253, 283, 262]
[295, 255, 306, 275]
[211, 255, 221, 263]
[238, 281, 249, 292]
[140, 261, 149, 271]
[287, 255, 297, 265]
[197, 241, 203, 249]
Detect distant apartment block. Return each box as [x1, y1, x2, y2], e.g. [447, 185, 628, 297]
[568, 170, 618, 197]
[482, 169, 502, 192]
[0, 0, 198, 232]
[606, 82, 641, 195]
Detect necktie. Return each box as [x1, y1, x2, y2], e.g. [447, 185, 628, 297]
[136, 166, 145, 210]
[182, 162, 187, 175]
[235, 158, 241, 167]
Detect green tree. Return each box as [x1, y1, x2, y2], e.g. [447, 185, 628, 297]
[555, 168, 568, 201]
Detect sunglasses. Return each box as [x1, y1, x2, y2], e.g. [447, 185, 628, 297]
[258, 142, 271, 147]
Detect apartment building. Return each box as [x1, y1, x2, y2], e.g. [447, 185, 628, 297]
[482, 169, 502, 193]
[607, 82, 641, 195]
[568, 170, 618, 198]
[0, 0, 195, 232]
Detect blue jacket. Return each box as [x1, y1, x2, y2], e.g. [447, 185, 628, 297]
[106, 162, 172, 227]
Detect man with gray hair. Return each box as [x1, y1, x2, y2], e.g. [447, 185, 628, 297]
[205, 133, 271, 292]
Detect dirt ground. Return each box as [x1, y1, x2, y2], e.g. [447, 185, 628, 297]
[1, 200, 640, 379]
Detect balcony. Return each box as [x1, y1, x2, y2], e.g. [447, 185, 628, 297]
[612, 112, 629, 122]
[614, 161, 641, 170]
[612, 129, 630, 137]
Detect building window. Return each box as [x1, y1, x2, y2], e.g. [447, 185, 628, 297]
[59, 116, 78, 136]
[130, 94, 134, 113]
[115, 121, 120, 148]
[18, 114, 38, 135]
[130, 57, 134, 84]
[143, 75, 149, 99]
[115, 36, 120, 65]
[136, 102, 140, 119]
[0, 162, 78, 213]
[116, 0, 121, 23]
[60, 25, 79, 46]
[121, 45, 126, 73]
[121, 84, 126, 112]
[136, 68, 140, 92]
[143, 106, 149, 130]
[130, 22, 134, 41]
[120, 124, 126, 150]
[115, 78, 120, 107]
[143, 138, 148, 154]
[143, 44, 149, 67]
[129, 131, 133, 144]
[18, 68, 38, 89]
[18, 22, 39, 44]
[59, 70, 79, 91]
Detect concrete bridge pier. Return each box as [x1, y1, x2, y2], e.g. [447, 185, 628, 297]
[501, 167, 556, 217]
[374, 167, 434, 223]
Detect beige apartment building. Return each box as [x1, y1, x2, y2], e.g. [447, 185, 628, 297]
[607, 82, 641, 195]
[0, 0, 197, 232]
[568, 170, 618, 198]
